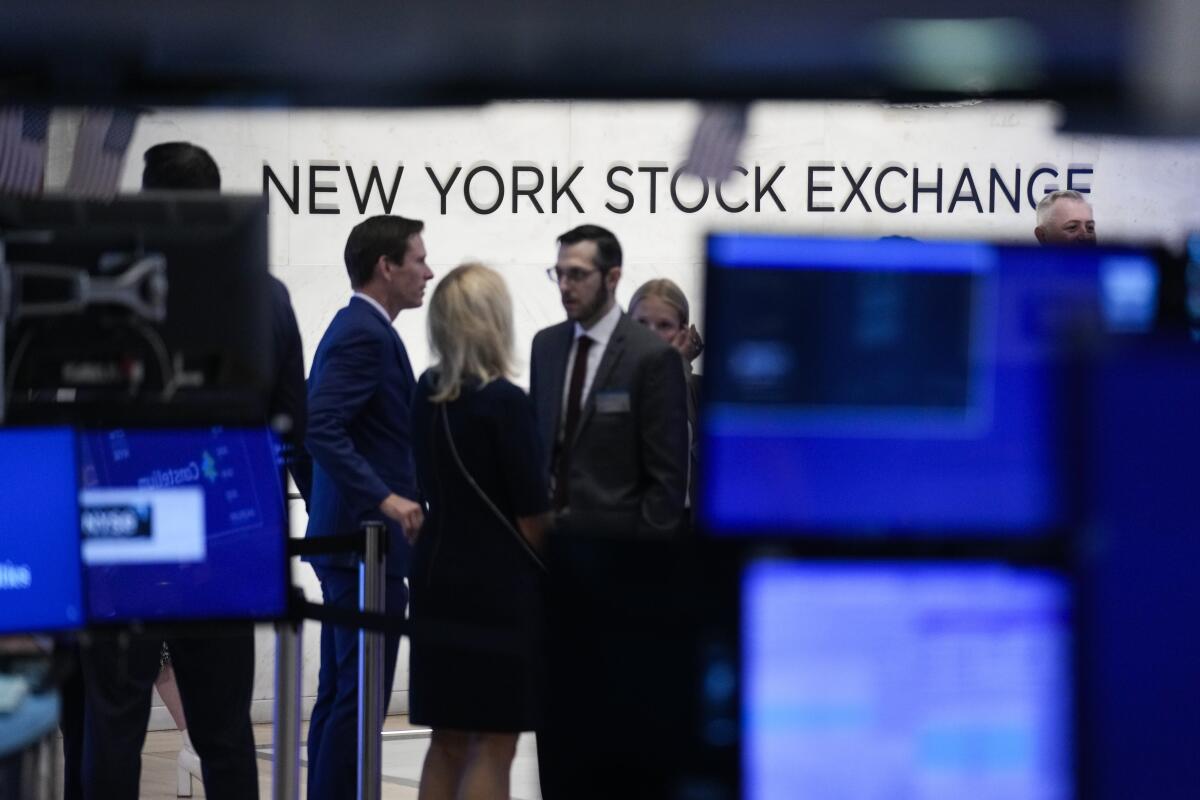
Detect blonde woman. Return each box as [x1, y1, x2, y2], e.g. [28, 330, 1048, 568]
[409, 263, 552, 800]
[629, 278, 703, 514]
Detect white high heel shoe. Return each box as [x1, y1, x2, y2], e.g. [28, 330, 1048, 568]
[176, 729, 203, 797]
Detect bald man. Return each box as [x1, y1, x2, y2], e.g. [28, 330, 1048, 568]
[1035, 189, 1096, 246]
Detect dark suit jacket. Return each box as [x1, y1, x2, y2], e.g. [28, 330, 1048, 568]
[268, 277, 313, 505]
[685, 368, 701, 513]
[304, 296, 418, 577]
[530, 312, 688, 537]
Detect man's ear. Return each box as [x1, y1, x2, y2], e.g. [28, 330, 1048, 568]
[606, 265, 622, 290]
[374, 254, 391, 282]
[1034, 226, 1047, 244]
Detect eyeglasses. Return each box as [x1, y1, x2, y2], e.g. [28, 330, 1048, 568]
[546, 266, 600, 285]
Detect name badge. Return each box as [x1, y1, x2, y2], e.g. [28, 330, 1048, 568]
[595, 390, 631, 414]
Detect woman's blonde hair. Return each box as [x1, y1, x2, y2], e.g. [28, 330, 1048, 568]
[629, 278, 690, 326]
[427, 262, 515, 403]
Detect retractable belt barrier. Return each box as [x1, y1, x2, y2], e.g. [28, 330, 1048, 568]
[275, 522, 389, 800]
[275, 520, 533, 800]
[285, 531, 373, 558]
[277, 521, 388, 800]
[283, 532, 528, 657]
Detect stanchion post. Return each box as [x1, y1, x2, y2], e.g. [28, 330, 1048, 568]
[273, 618, 303, 800]
[36, 728, 56, 800]
[358, 521, 387, 800]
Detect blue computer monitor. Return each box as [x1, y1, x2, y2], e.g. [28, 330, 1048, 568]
[0, 427, 83, 634]
[1186, 233, 1200, 339]
[742, 560, 1073, 800]
[702, 234, 1161, 536]
[78, 426, 289, 623]
[1076, 339, 1200, 799]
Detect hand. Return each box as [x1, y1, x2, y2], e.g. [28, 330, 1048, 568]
[379, 493, 424, 544]
[672, 324, 704, 362]
[669, 327, 690, 353]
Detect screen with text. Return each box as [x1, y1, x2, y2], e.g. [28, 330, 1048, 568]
[702, 234, 1160, 536]
[79, 426, 288, 623]
[0, 427, 83, 634]
[743, 561, 1072, 800]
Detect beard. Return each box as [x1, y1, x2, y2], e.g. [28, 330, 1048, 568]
[571, 277, 610, 325]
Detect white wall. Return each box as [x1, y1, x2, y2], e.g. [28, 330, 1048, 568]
[120, 100, 1200, 390]
[120, 100, 1200, 726]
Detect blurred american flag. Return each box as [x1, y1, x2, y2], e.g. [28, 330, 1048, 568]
[0, 106, 50, 196]
[683, 104, 748, 183]
[64, 108, 139, 198]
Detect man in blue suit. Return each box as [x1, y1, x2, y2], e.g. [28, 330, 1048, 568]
[304, 214, 432, 800]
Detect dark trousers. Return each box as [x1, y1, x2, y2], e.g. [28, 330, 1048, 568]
[537, 533, 695, 800]
[306, 566, 407, 800]
[79, 626, 258, 800]
[58, 644, 85, 800]
[535, 724, 565, 800]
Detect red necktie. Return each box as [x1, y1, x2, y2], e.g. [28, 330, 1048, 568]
[554, 335, 592, 509]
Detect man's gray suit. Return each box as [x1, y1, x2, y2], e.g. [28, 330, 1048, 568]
[529, 311, 688, 537]
[531, 311, 689, 800]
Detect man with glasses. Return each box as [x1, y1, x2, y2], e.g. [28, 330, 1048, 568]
[529, 224, 688, 797]
[531, 224, 688, 536]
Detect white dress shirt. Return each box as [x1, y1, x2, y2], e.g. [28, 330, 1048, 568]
[559, 302, 623, 441]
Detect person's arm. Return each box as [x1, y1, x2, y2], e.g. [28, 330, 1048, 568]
[0, 636, 46, 655]
[527, 332, 554, 489]
[270, 286, 313, 505]
[528, 334, 543, 433]
[496, 383, 554, 551]
[305, 326, 398, 523]
[637, 345, 689, 536]
[517, 512, 555, 554]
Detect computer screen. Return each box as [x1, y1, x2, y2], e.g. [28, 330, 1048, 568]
[1186, 234, 1200, 340]
[702, 234, 1161, 536]
[1076, 339, 1200, 799]
[78, 426, 288, 623]
[742, 560, 1073, 800]
[0, 426, 83, 633]
[2, 194, 272, 427]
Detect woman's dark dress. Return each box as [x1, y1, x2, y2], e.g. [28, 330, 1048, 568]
[408, 372, 549, 731]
